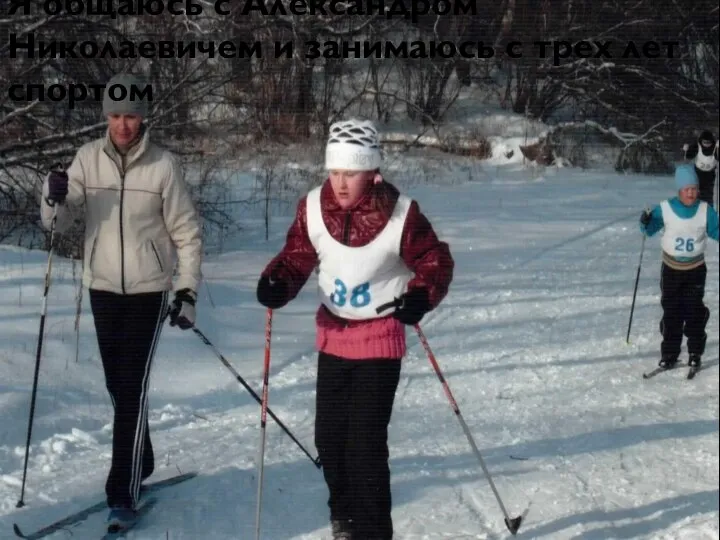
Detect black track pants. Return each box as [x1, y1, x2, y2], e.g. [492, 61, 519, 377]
[89, 289, 168, 509]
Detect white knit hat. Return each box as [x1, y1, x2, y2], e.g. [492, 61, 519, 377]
[325, 118, 382, 171]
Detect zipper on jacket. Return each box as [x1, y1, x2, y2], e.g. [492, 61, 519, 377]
[340, 211, 351, 328]
[103, 146, 138, 295]
[119, 170, 126, 294]
[342, 212, 351, 245]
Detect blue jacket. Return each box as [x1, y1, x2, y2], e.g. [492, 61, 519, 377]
[641, 198, 719, 253]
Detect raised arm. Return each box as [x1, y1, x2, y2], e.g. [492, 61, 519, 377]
[40, 151, 86, 233]
[260, 197, 319, 304]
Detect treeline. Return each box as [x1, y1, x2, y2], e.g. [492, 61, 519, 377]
[1, 0, 718, 252]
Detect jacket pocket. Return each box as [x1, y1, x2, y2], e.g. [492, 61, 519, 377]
[87, 234, 98, 272]
[129, 240, 167, 287]
[149, 240, 164, 273]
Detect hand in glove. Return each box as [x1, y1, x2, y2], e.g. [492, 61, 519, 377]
[256, 270, 289, 309]
[47, 171, 69, 205]
[169, 288, 196, 330]
[640, 209, 652, 227]
[392, 288, 431, 326]
[682, 143, 689, 153]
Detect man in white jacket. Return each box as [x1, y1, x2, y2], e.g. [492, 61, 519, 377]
[40, 73, 202, 531]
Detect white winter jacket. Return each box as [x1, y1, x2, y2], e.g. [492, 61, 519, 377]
[40, 128, 203, 295]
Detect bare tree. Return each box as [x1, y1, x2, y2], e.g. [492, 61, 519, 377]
[2, 0, 719, 254]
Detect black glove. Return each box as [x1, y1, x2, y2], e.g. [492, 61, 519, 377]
[392, 288, 431, 326]
[169, 288, 196, 330]
[47, 170, 69, 205]
[256, 272, 288, 309]
[640, 210, 652, 226]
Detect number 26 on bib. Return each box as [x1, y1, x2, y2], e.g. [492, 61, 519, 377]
[674, 237, 695, 252]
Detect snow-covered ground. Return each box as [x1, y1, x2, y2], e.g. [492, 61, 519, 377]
[0, 162, 718, 539]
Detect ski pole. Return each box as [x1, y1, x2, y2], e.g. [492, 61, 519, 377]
[73, 257, 83, 364]
[17, 169, 62, 508]
[714, 148, 718, 213]
[626, 229, 647, 344]
[255, 307, 273, 540]
[190, 325, 320, 468]
[413, 323, 524, 535]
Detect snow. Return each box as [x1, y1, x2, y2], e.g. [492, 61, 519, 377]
[0, 163, 718, 539]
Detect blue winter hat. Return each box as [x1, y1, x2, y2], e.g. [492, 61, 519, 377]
[675, 163, 698, 191]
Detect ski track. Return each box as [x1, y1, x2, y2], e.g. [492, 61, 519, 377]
[0, 171, 718, 539]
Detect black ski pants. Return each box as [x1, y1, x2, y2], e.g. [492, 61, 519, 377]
[314, 353, 401, 540]
[659, 263, 710, 359]
[695, 166, 716, 207]
[89, 289, 169, 509]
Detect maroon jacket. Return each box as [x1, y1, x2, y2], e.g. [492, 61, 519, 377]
[261, 179, 454, 359]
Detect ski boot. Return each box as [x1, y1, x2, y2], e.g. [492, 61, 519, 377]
[688, 354, 702, 368]
[658, 355, 678, 369]
[106, 506, 138, 533]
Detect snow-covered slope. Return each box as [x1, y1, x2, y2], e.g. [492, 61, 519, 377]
[0, 165, 717, 539]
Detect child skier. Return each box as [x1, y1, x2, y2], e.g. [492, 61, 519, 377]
[682, 130, 719, 208]
[255, 118, 454, 539]
[640, 163, 719, 369]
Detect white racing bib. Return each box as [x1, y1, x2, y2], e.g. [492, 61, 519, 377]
[660, 200, 708, 258]
[694, 144, 718, 172]
[306, 186, 415, 320]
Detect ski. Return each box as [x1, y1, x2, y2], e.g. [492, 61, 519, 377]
[642, 366, 675, 379]
[642, 362, 704, 380]
[13, 471, 197, 540]
[101, 497, 157, 539]
[13, 501, 107, 540]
